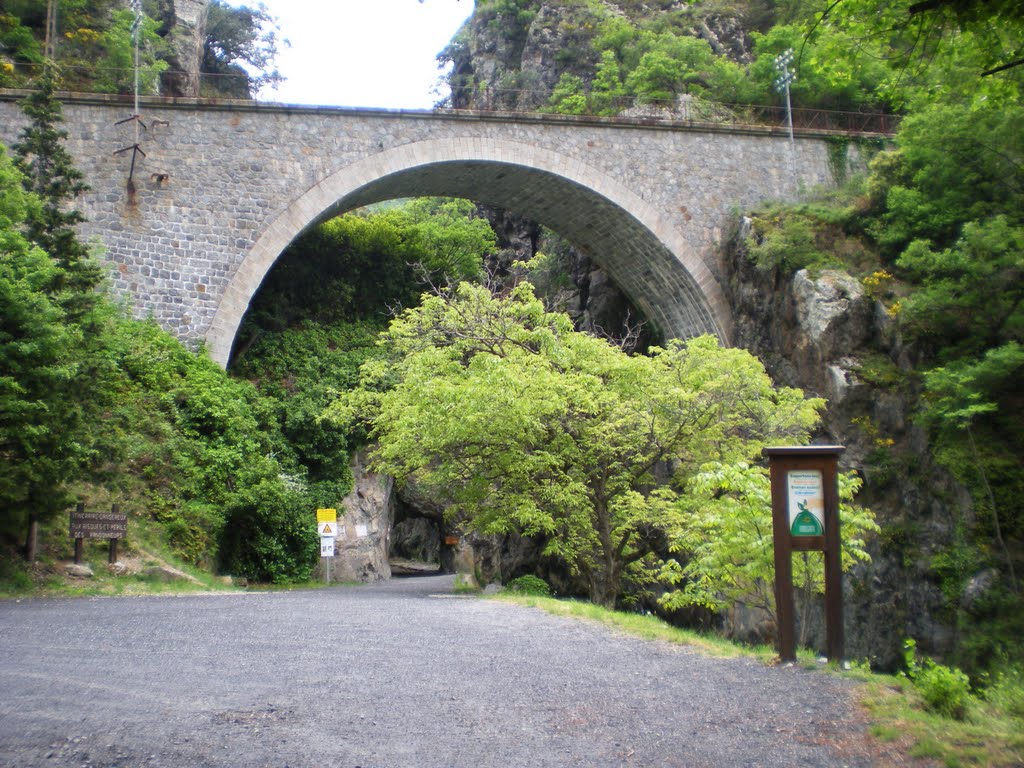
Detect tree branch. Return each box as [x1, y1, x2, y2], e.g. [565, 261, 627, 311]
[982, 57, 1024, 76]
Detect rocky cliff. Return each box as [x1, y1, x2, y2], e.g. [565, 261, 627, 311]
[318, 450, 394, 583]
[153, 0, 209, 97]
[725, 219, 967, 668]
[442, 0, 762, 112]
[113, 0, 209, 97]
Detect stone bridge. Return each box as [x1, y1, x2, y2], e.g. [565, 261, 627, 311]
[0, 92, 857, 365]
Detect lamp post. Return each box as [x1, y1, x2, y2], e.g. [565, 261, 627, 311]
[773, 48, 796, 143]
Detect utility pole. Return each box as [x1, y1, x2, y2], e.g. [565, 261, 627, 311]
[45, 0, 58, 61]
[773, 49, 796, 143]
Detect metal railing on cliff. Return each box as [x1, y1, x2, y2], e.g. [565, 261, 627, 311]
[0, 65, 900, 137]
[449, 88, 899, 135]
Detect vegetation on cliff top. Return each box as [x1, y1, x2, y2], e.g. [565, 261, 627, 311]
[0, 0, 281, 98]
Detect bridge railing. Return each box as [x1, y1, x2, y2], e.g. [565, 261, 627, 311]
[1, 65, 899, 137]
[444, 86, 899, 136]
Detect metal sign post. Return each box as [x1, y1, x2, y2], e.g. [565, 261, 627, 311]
[763, 446, 845, 663]
[316, 509, 337, 585]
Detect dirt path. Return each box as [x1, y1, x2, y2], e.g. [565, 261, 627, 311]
[0, 575, 886, 767]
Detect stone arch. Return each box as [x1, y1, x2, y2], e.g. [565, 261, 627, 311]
[206, 138, 731, 366]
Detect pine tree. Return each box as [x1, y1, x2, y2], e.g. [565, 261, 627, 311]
[5, 65, 106, 558]
[13, 64, 103, 319]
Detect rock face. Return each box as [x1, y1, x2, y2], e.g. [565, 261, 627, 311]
[390, 517, 441, 565]
[726, 219, 967, 668]
[444, 1, 757, 112]
[322, 451, 394, 583]
[155, 0, 209, 97]
[480, 209, 654, 348]
[114, 0, 209, 96]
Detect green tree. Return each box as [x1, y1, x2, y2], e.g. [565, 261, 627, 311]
[814, 0, 1024, 86]
[0, 146, 84, 556]
[92, 8, 167, 95]
[330, 282, 822, 607]
[624, 47, 686, 104]
[623, 35, 717, 105]
[543, 73, 588, 115]
[235, 198, 493, 339]
[748, 24, 888, 111]
[590, 50, 626, 115]
[868, 103, 1024, 256]
[202, 0, 285, 99]
[896, 217, 1024, 358]
[12, 66, 103, 317]
[0, 12, 43, 84]
[919, 344, 1024, 593]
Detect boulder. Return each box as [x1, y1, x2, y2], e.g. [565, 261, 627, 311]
[142, 564, 192, 583]
[64, 563, 94, 579]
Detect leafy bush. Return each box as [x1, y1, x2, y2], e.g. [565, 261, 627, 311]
[217, 473, 319, 583]
[506, 574, 551, 596]
[903, 639, 975, 720]
[985, 666, 1024, 721]
[157, 501, 224, 569]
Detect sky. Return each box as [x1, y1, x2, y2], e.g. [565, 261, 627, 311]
[236, 0, 476, 110]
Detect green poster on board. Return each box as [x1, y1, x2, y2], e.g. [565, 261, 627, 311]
[787, 470, 825, 536]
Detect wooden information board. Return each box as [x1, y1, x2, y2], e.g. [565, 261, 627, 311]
[69, 509, 127, 539]
[763, 446, 845, 663]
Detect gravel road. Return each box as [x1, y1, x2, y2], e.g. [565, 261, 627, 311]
[0, 575, 883, 767]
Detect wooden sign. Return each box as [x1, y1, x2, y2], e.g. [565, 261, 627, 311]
[70, 509, 127, 539]
[763, 446, 845, 663]
[69, 503, 127, 565]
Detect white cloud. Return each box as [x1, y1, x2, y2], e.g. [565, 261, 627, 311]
[232, 0, 474, 109]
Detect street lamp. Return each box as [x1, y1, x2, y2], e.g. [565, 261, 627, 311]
[773, 49, 796, 143]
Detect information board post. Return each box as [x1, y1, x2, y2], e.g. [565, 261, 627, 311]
[763, 446, 845, 663]
[74, 502, 85, 564]
[109, 504, 120, 564]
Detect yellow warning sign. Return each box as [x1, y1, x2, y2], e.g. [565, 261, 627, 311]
[316, 508, 337, 524]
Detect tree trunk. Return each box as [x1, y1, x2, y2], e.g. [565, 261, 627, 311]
[590, 494, 620, 608]
[24, 514, 39, 562]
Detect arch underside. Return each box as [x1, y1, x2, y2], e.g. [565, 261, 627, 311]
[208, 144, 730, 366]
[333, 161, 721, 338]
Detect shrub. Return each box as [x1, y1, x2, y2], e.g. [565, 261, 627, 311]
[505, 574, 551, 596]
[217, 473, 319, 583]
[903, 639, 974, 720]
[916, 663, 973, 720]
[985, 666, 1024, 721]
